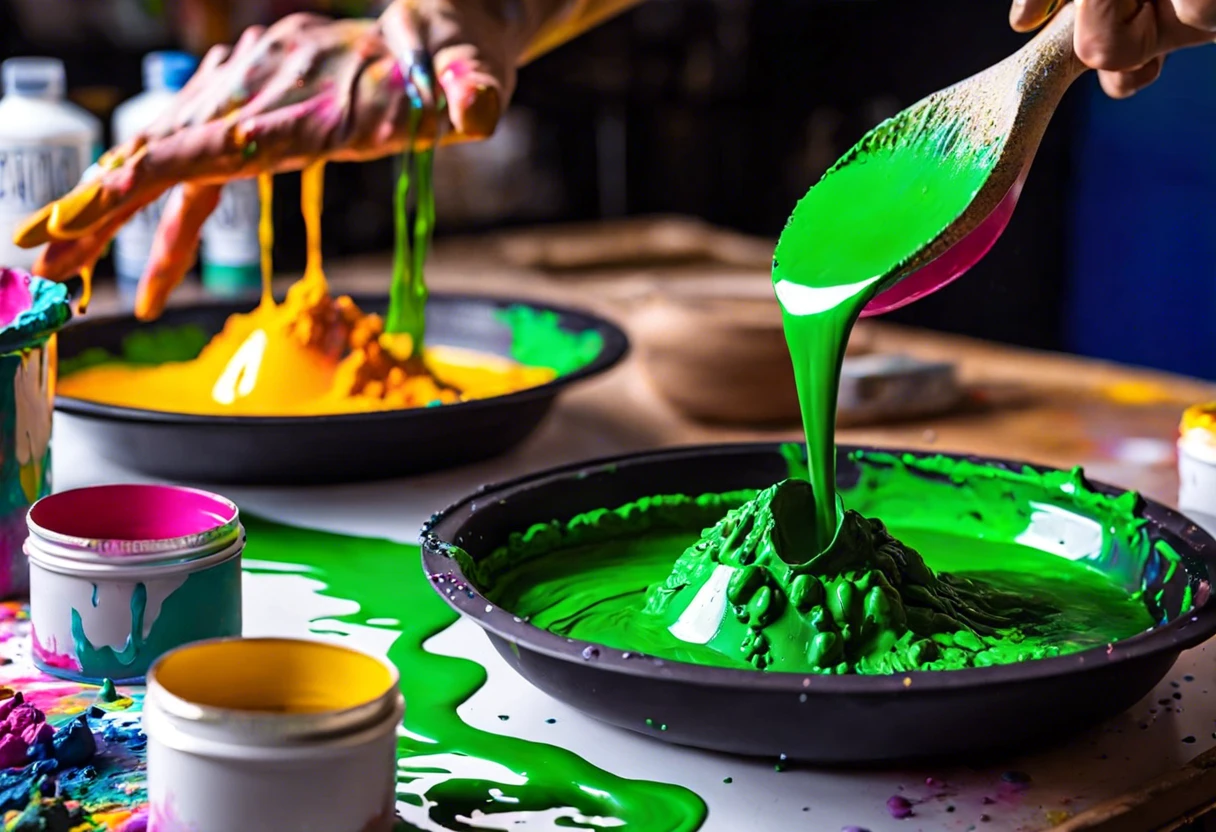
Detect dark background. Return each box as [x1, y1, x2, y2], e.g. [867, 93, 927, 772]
[3, 0, 1215, 377]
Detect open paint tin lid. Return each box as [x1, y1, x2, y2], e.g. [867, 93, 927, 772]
[26, 484, 242, 569]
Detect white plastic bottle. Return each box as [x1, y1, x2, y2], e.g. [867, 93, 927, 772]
[201, 183, 262, 295]
[0, 58, 102, 273]
[111, 51, 198, 304]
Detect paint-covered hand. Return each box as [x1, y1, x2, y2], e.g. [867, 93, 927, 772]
[14, 13, 441, 319]
[1010, 0, 1216, 97]
[13, 0, 644, 321]
[380, 0, 645, 140]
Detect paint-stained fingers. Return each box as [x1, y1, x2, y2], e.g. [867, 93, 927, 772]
[33, 196, 158, 283]
[1097, 54, 1165, 96]
[136, 183, 222, 321]
[1010, 0, 1063, 32]
[433, 43, 509, 140]
[1173, 0, 1216, 30]
[380, 1, 441, 112]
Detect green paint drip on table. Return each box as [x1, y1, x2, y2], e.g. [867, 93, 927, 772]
[385, 108, 436, 352]
[474, 451, 1172, 676]
[241, 515, 706, 832]
[495, 306, 604, 375]
[772, 122, 1000, 553]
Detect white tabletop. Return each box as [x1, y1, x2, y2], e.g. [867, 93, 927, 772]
[53, 412, 1216, 832]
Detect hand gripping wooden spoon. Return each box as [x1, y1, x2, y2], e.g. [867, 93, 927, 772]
[860, 2, 1086, 316]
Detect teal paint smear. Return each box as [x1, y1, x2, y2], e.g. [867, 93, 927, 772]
[495, 306, 605, 375]
[68, 560, 242, 682]
[240, 515, 707, 832]
[90, 585, 98, 608]
[72, 584, 147, 670]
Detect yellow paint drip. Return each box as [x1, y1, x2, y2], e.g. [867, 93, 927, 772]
[78, 264, 93, 314]
[152, 638, 395, 714]
[58, 165, 557, 416]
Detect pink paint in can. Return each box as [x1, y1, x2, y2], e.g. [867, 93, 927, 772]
[25, 483, 243, 684]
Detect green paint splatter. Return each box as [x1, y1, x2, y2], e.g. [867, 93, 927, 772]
[58, 324, 211, 377]
[494, 306, 604, 375]
[242, 515, 706, 832]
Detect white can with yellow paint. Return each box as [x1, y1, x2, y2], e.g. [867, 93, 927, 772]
[1178, 403, 1216, 537]
[144, 637, 404, 832]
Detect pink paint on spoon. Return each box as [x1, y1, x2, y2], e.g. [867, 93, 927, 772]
[861, 165, 1028, 317]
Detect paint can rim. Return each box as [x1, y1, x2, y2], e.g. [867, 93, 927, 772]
[25, 483, 241, 566]
[144, 637, 403, 755]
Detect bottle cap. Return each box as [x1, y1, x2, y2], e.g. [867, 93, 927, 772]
[143, 51, 199, 93]
[2, 57, 66, 100]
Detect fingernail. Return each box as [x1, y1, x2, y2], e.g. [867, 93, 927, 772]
[47, 182, 107, 238]
[12, 205, 53, 248]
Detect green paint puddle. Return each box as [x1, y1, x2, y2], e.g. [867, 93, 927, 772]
[242, 515, 706, 832]
[474, 450, 1174, 676]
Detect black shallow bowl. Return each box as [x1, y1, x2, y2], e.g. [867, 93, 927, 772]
[421, 442, 1216, 763]
[54, 293, 628, 485]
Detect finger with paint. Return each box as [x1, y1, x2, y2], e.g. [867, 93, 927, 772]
[380, 0, 648, 142]
[1010, 0, 1216, 97]
[13, 15, 438, 297]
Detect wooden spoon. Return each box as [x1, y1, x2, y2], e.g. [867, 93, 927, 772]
[861, 2, 1086, 316]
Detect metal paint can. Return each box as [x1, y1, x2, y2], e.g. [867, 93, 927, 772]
[25, 483, 243, 684]
[144, 637, 403, 832]
[1178, 403, 1216, 537]
[0, 268, 71, 599]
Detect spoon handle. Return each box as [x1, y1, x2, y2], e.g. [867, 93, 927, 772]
[1023, 2, 1088, 87]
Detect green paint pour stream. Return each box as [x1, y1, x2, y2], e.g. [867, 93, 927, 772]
[385, 108, 436, 354]
[773, 122, 1000, 552]
[242, 516, 706, 832]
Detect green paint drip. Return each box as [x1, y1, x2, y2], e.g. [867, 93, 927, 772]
[772, 121, 1000, 553]
[241, 516, 707, 832]
[475, 451, 1171, 675]
[494, 306, 604, 375]
[385, 107, 435, 352]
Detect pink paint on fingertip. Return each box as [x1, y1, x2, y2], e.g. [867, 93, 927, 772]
[0, 268, 33, 330]
[28, 484, 237, 546]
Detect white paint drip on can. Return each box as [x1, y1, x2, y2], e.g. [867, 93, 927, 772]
[24, 483, 244, 684]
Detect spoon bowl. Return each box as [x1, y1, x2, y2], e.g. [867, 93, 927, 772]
[842, 5, 1084, 315]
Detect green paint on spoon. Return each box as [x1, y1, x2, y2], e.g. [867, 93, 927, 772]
[773, 120, 1001, 553]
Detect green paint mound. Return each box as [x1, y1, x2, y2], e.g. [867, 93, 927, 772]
[644, 478, 1059, 674]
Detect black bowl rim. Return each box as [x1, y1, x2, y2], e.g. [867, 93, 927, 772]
[53, 291, 630, 427]
[420, 441, 1216, 695]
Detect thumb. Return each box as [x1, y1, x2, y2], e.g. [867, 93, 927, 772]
[433, 43, 511, 140]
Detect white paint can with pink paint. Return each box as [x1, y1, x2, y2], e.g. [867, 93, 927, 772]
[143, 637, 404, 832]
[24, 483, 243, 684]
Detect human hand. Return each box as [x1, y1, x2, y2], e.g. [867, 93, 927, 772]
[1010, 0, 1216, 98]
[15, 0, 643, 321]
[16, 13, 440, 319]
